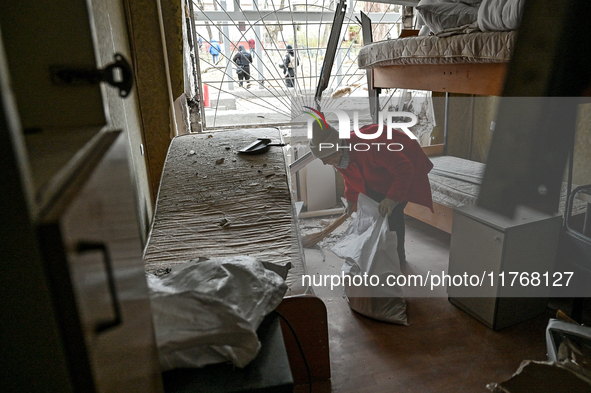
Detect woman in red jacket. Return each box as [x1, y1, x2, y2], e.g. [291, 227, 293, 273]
[309, 122, 434, 264]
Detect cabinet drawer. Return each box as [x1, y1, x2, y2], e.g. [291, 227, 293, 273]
[40, 134, 162, 392]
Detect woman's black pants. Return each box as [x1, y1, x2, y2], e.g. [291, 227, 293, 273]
[366, 188, 408, 263]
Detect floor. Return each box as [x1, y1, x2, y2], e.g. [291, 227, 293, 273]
[299, 215, 558, 393]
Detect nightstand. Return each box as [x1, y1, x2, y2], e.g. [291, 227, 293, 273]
[448, 204, 562, 330]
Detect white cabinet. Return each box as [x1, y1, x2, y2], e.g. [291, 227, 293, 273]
[36, 134, 163, 392]
[448, 204, 562, 330]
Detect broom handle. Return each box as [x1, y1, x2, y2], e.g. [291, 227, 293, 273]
[556, 310, 579, 325]
[322, 213, 349, 235]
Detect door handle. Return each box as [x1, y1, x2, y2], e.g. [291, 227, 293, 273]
[76, 241, 122, 334]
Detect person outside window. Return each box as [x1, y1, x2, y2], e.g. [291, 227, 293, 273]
[233, 45, 253, 88]
[209, 39, 221, 64]
[280, 44, 298, 88]
[248, 37, 255, 56]
[308, 120, 434, 264]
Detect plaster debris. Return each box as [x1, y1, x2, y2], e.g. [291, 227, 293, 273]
[219, 218, 230, 228]
[189, 150, 196, 155]
[215, 158, 225, 165]
[249, 183, 260, 186]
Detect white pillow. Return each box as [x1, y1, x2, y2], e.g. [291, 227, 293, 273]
[477, 0, 525, 31]
[502, 0, 525, 30]
[416, 2, 480, 34]
[415, 0, 440, 36]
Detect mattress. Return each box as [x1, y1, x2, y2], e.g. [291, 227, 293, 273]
[143, 129, 310, 296]
[429, 156, 484, 208]
[358, 31, 516, 69]
[429, 156, 586, 216]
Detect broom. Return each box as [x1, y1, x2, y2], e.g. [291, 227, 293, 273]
[301, 213, 350, 248]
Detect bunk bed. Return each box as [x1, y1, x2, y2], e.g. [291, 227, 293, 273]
[356, 0, 580, 233]
[358, 0, 523, 94]
[359, 30, 515, 97]
[357, 22, 587, 233]
[358, 30, 516, 233]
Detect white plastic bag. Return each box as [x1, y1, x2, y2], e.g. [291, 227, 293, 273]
[331, 193, 407, 325]
[147, 256, 287, 370]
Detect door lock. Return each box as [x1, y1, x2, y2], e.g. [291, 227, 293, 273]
[50, 53, 133, 98]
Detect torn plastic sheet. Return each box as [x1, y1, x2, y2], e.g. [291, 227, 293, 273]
[147, 256, 287, 371]
[332, 193, 408, 325]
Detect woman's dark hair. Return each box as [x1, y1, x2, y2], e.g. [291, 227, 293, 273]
[287, 44, 294, 56]
[238, 45, 245, 51]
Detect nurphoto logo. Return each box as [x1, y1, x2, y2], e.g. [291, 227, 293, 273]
[303, 107, 419, 152]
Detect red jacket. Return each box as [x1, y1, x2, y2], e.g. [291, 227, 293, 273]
[336, 124, 434, 212]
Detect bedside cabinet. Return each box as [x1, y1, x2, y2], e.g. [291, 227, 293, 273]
[447, 204, 562, 330]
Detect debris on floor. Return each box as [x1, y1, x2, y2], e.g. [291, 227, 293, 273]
[298, 213, 354, 251]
